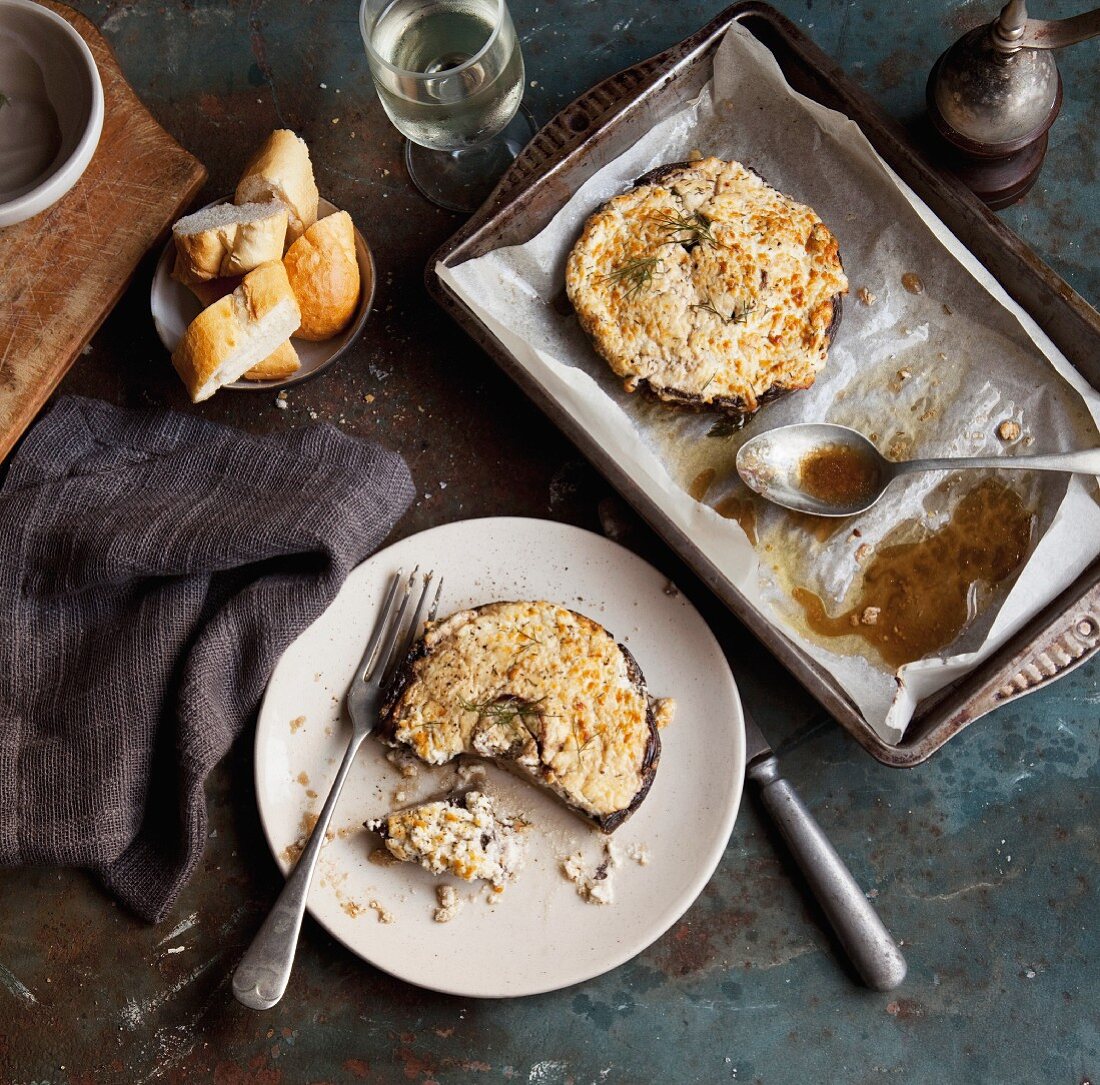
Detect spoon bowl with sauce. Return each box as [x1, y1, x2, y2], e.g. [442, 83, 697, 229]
[736, 422, 1100, 517]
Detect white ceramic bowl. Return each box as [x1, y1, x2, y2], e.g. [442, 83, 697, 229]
[0, 0, 104, 228]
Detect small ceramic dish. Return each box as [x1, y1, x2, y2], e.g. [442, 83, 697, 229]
[0, 0, 104, 227]
[150, 196, 376, 391]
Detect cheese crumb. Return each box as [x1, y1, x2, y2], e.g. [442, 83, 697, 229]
[860, 606, 881, 626]
[433, 885, 461, 923]
[653, 698, 676, 730]
[997, 419, 1022, 442]
[368, 899, 394, 924]
[562, 837, 620, 905]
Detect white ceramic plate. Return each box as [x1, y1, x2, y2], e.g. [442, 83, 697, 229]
[150, 196, 375, 390]
[254, 517, 745, 998]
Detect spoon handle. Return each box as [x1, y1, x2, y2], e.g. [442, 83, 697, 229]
[894, 448, 1100, 477]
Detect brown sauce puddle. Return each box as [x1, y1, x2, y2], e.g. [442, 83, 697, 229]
[715, 495, 758, 546]
[690, 468, 717, 501]
[793, 479, 1034, 669]
[798, 444, 881, 508]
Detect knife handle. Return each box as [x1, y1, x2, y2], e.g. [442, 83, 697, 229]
[748, 756, 907, 991]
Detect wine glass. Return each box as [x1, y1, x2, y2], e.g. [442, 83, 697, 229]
[360, 0, 536, 213]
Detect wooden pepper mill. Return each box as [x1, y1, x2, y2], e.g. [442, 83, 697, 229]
[926, 0, 1100, 208]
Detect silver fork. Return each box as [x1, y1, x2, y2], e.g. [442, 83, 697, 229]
[232, 567, 442, 1010]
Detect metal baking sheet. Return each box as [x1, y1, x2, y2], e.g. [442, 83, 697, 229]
[427, 1, 1100, 765]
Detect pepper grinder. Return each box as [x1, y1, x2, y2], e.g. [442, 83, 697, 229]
[926, 0, 1100, 208]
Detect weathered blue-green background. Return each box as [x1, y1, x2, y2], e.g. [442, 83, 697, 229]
[0, 1, 1096, 1082]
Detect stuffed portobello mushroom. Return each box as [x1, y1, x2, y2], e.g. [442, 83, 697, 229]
[565, 156, 848, 420]
[378, 601, 669, 832]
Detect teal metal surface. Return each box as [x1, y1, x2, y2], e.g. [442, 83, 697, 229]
[0, 2, 1096, 1082]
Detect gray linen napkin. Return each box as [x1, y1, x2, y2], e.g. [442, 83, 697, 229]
[0, 396, 414, 922]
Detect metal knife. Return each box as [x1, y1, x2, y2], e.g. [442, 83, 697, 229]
[744, 707, 907, 991]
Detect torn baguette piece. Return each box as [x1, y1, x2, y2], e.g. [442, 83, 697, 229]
[171, 261, 302, 402]
[379, 601, 663, 832]
[367, 791, 525, 889]
[172, 200, 288, 283]
[284, 210, 361, 341]
[242, 339, 301, 382]
[235, 129, 319, 243]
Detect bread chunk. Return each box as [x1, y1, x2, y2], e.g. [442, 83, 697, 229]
[235, 129, 319, 243]
[171, 262, 301, 402]
[172, 200, 288, 283]
[242, 339, 301, 381]
[284, 211, 361, 341]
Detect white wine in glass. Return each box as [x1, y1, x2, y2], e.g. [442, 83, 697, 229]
[361, 0, 534, 213]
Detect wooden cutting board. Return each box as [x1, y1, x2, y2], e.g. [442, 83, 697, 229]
[0, 2, 206, 462]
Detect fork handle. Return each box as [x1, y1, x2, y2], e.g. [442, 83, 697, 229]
[232, 730, 366, 1010]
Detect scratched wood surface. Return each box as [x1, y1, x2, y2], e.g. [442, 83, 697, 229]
[0, 1, 205, 463]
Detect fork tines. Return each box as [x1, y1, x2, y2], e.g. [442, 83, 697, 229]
[359, 568, 441, 688]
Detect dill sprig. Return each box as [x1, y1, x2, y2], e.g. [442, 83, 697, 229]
[692, 297, 757, 324]
[654, 210, 717, 248]
[459, 695, 548, 738]
[600, 254, 660, 298]
[707, 416, 748, 439]
[570, 719, 602, 763]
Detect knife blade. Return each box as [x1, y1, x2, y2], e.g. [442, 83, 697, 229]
[743, 705, 907, 991]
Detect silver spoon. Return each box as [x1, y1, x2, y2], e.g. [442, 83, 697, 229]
[735, 422, 1100, 517]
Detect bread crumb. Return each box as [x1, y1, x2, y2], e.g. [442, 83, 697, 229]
[290, 715, 305, 733]
[364, 393, 375, 403]
[855, 543, 873, 563]
[860, 606, 881, 626]
[997, 419, 1022, 442]
[296, 771, 309, 786]
[897, 367, 911, 381]
[857, 286, 876, 306]
[368, 899, 394, 924]
[341, 899, 364, 918]
[433, 885, 461, 923]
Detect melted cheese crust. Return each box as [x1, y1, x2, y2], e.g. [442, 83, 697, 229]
[565, 157, 848, 411]
[386, 601, 654, 820]
[374, 791, 523, 887]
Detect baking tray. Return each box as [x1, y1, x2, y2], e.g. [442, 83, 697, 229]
[427, 2, 1100, 766]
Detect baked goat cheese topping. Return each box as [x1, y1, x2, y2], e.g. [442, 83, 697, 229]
[368, 791, 524, 889]
[565, 157, 848, 417]
[379, 601, 664, 832]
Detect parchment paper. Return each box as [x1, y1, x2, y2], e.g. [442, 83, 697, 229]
[438, 23, 1100, 745]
